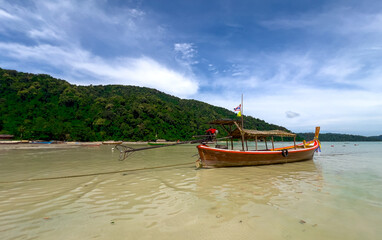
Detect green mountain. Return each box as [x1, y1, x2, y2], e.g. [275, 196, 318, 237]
[0, 67, 290, 141]
[297, 132, 382, 142]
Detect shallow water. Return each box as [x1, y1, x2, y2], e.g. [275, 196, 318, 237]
[0, 142, 381, 239]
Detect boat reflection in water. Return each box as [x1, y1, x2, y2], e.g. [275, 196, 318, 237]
[190, 159, 325, 239]
[194, 159, 323, 208]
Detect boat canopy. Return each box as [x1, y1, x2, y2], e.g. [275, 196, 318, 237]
[209, 119, 296, 139]
[230, 128, 296, 139]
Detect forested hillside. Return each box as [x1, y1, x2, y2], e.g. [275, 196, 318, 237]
[297, 132, 381, 142]
[370, 135, 382, 141]
[0, 68, 289, 141]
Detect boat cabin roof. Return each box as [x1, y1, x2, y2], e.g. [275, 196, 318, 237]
[230, 128, 296, 139]
[209, 119, 296, 139]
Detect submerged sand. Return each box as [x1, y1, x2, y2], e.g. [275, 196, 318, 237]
[0, 142, 381, 239]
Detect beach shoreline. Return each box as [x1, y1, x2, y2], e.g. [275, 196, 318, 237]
[0, 141, 152, 150]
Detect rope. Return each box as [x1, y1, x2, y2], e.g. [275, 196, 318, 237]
[0, 162, 194, 184]
[115, 136, 232, 161]
[115, 140, 201, 161]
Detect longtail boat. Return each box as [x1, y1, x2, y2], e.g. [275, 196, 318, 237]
[196, 119, 320, 168]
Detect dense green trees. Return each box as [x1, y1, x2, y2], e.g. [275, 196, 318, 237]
[297, 132, 381, 142]
[0, 67, 290, 141]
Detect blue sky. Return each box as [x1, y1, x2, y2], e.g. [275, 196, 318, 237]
[1, 0, 382, 135]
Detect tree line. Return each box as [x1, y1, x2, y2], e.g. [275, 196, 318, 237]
[297, 132, 381, 142]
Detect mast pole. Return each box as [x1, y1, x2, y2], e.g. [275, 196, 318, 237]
[240, 94, 245, 151]
[241, 94, 244, 130]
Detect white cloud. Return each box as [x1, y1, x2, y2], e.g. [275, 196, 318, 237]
[0, 42, 198, 97]
[318, 60, 361, 79]
[260, 18, 314, 30]
[260, 7, 382, 36]
[207, 63, 219, 74]
[2, 1, 382, 135]
[174, 43, 198, 65]
[174, 43, 196, 58]
[286, 111, 300, 118]
[28, 28, 61, 40]
[0, 0, 161, 47]
[199, 85, 382, 135]
[0, 8, 18, 19]
[0, 1, 198, 97]
[196, 38, 382, 134]
[75, 57, 199, 97]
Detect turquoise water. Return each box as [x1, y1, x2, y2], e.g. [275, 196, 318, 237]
[0, 142, 381, 239]
[309, 142, 382, 239]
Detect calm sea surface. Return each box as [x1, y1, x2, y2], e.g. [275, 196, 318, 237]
[0, 142, 381, 240]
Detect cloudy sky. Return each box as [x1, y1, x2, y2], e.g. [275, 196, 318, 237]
[1, 0, 382, 135]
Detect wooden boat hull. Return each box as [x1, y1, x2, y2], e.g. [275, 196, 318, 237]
[196, 140, 319, 168]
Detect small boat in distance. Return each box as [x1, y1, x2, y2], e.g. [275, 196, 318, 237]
[102, 141, 122, 145]
[196, 119, 320, 168]
[31, 140, 53, 144]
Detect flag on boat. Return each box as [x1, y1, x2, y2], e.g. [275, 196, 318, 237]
[234, 104, 242, 116]
[315, 140, 322, 152]
[315, 146, 321, 152]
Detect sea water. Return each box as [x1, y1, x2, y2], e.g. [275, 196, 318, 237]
[0, 142, 381, 240]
